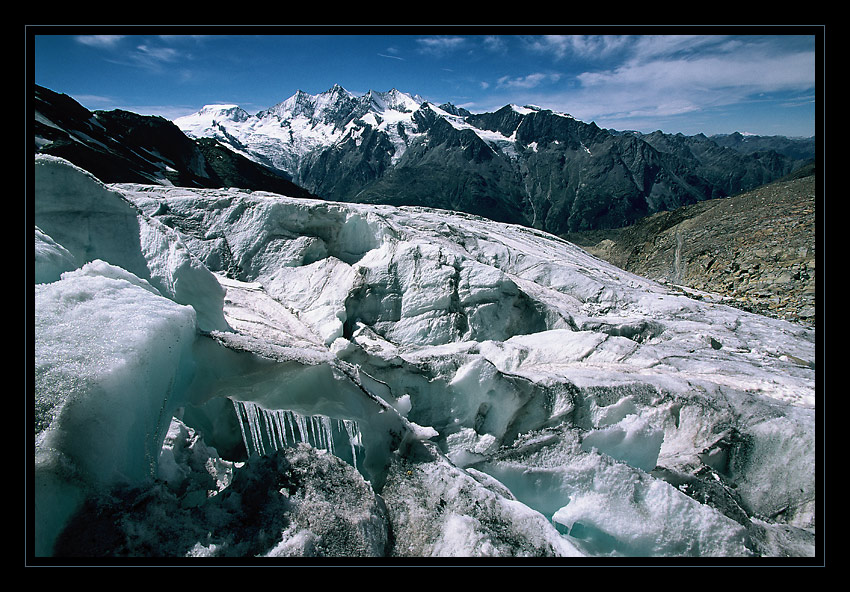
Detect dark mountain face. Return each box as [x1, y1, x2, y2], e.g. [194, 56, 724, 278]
[33, 85, 316, 198]
[637, 131, 803, 198]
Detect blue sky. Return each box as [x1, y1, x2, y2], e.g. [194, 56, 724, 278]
[32, 28, 820, 137]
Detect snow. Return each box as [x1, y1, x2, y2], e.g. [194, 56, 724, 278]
[510, 104, 538, 115]
[31, 154, 817, 560]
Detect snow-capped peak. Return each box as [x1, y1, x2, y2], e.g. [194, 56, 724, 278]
[174, 104, 251, 139]
[365, 88, 423, 114]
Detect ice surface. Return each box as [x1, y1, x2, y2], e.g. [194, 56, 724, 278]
[548, 452, 753, 557]
[34, 226, 77, 284]
[32, 155, 817, 559]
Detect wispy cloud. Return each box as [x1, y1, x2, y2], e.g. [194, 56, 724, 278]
[134, 44, 181, 66]
[74, 35, 125, 49]
[491, 34, 816, 132]
[71, 94, 117, 108]
[571, 38, 815, 118]
[525, 34, 632, 60]
[482, 36, 507, 54]
[416, 36, 467, 56]
[75, 34, 194, 73]
[497, 72, 561, 89]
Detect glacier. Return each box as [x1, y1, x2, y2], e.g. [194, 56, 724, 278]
[31, 154, 817, 561]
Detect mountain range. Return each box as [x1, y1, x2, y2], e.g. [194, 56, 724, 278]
[34, 84, 814, 235]
[173, 84, 814, 234]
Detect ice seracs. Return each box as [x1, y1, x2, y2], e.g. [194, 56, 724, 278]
[32, 154, 816, 558]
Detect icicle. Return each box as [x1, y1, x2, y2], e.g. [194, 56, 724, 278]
[284, 410, 296, 446]
[231, 399, 362, 470]
[342, 418, 362, 471]
[323, 415, 334, 455]
[234, 400, 251, 455]
[293, 414, 310, 442]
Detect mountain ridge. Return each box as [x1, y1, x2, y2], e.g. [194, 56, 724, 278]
[34, 83, 815, 237]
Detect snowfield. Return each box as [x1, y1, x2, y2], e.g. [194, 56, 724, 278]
[32, 154, 817, 560]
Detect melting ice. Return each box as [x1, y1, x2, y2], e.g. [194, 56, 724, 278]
[232, 400, 362, 470]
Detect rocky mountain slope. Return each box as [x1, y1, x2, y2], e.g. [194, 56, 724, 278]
[565, 165, 817, 328]
[710, 132, 816, 162]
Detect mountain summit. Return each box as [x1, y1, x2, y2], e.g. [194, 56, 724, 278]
[175, 86, 810, 234]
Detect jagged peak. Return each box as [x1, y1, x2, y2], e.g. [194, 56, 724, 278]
[326, 83, 351, 95]
[363, 88, 422, 113]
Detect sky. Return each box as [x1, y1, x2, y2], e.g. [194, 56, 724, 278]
[31, 27, 820, 138]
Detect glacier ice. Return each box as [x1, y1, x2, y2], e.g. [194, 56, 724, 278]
[31, 155, 818, 560]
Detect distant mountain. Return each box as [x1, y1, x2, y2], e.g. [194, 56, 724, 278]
[709, 132, 816, 163]
[33, 85, 317, 198]
[175, 85, 810, 233]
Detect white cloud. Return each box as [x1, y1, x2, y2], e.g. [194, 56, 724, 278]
[497, 72, 561, 89]
[553, 36, 810, 121]
[482, 36, 507, 53]
[526, 34, 631, 60]
[577, 50, 815, 96]
[75, 35, 125, 49]
[74, 34, 192, 73]
[135, 44, 181, 64]
[416, 36, 468, 56]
